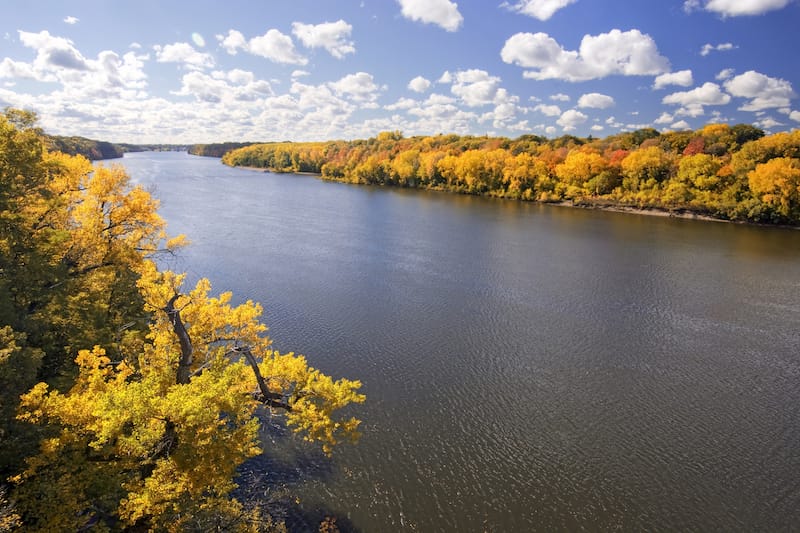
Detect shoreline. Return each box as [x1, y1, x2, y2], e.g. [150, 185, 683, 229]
[225, 162, 797, 230]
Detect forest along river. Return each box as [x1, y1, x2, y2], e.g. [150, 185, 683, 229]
[116, 151, 800, 531]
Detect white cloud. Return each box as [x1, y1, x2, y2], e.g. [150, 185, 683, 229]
[397, 0, 463, 32]
[505, 0, 577, 20]
[662, 82, 731, 117]
[700, 42, 736, 56]
[501, 29, 669, 81]
[174, 70, 273, 103]
[19, 30, 90, 71]
[654, 112, 674, 124]
[291, 20, 355, 59]
[154, 42, 214, 69]
[64, 16, 79, 25]
[754, 116, 784, 129]
[291, 70, 310, 78]
[577, 92, 615, 109]
[671, 120, 692, 130]
[534, 104, 561, 116]
[408, 75, 431, 93]
[249, 29, 307, 65]
[217, 29, 307, 64]
[545, 125, 557, 135]
[557, 109, 588, 130]
[217, 30, 247, 55]
[788, 110, 800, 122]
[385, 97, 417, 110]
[590, 124, 604, 132]
[550, 93, 570, 101]
[723, 70, 796, 111]
[329, 72, 382, 102]
[0, 58, 38, 80]
[685, 0, 791, 16]
[716, 68, 735, 80]
[450, 69, 502, 106]
[653, 69, 694, 89]
[437, 71, 453, 84]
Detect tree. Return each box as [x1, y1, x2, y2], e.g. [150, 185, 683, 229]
[747, 157, 800, 219]
[555, 151, 608, 189]
[15, 262, 364, 531]
[620, 146, 673, 190]
[0, 110, 364, 530]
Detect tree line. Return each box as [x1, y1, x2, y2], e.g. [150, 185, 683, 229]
[0, 108, 363, 531]
[220, 125, 800, 225]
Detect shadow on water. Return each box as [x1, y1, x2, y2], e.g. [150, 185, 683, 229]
[233, 413, 362, 533]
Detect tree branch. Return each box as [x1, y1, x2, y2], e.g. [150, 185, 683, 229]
[163, 293, 193, 385]
[229, 346, 292, 411]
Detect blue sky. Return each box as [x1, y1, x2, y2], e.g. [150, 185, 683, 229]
[1, 0, 798, 143]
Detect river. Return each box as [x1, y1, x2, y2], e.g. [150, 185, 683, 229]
[115, 151, 800, 531]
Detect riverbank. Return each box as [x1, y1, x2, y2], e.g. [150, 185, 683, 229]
[223, 160, 798, 228]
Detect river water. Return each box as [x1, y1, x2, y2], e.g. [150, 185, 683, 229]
[116, 151, 800, 531]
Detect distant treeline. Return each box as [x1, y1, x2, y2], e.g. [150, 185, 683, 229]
[45, 135, 188, 160]
[188, 142, 264, 158]
[221, 126, 800, 225]
[45, 135, 126, 160]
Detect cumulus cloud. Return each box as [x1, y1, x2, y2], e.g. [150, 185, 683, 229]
[64, 16, 79, 24]
[577, 92, 614, 109]
[723, 70, 796, 111]
[534, 104, 561, 116]
[408, 75, 431, 93]
[716, 68, 735, 80]
[789, 110, 800, 122]
[450, 69, 503, 106]
[653, 69, 694, 89]
[154, 42, 214, 69]
[684, 0, 791, 16]
[753, 116, 784, 129]
[550, 93, 570, 101]
[329, 72, 382, 102]
[173, 70, 273, 103]
[217, 30, 247, 55]
[662, 82, 731, 116]
[700, 42, 736, 56]
[557, 109, 588, 130]
[249, 30, 307, 64]
[654, 112, 674, 124]
[19, 30, 90, 71]
[397, 0, 463, 32]
[0, 58, 38, 80]
[505, 0, 578, 20]
[385, 97, 417, 110]
[217, 29, 307, 64]
[291, 20, 355, 59]
[671, 120, 692, 130]
[501, 29, 669, 81]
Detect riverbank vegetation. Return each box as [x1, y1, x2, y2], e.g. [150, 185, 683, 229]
[0, 109, 363, 531]
[189, 142, 264, 158]
[221, 125, 800, 225]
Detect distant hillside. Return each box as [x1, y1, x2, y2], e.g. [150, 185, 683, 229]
[188, 142, 266, 158]
[45, 135, 126, 160]
[45, 136, 190, 160]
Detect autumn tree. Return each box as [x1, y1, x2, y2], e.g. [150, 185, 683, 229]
[1, 110, 364, 531]
[747, 157, 800, 219]
[15, 263, 364, 531]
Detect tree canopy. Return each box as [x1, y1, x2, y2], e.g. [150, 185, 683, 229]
[221, 124, 800, 225]
[0, 109, 364, 531]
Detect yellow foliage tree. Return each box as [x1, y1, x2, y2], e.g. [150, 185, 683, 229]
[747, 157, 800, 219]
[0, 110, 364, 531]
[14, 261, 364, 531]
